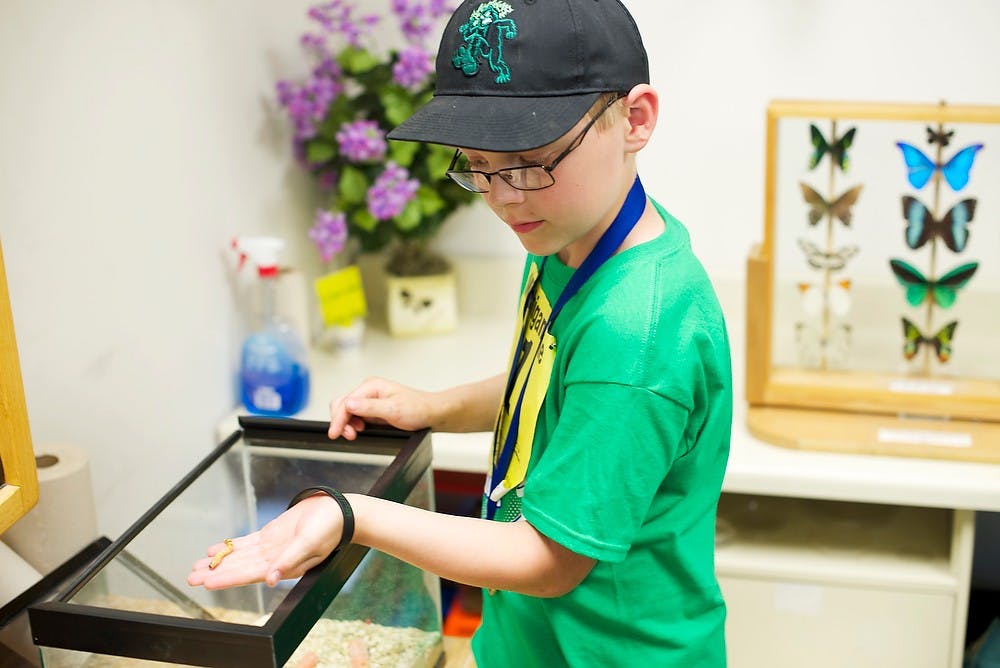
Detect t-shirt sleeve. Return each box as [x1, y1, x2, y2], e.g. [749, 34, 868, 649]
[519, 381, 691, 563]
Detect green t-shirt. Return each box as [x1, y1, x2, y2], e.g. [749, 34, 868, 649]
[472, 201, 732, 667]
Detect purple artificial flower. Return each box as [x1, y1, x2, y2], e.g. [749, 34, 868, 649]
[300, 32, 326, 54]
[367, 162, 419, 221]
[392, 46, 433, 89]
[276, 73, 342, 142]
[275, 80, 297, 107]
[318, 170, 339, 191]
[428, 0, 454, 18]
[309, 209, 349, 261]
[308, 1, 379, 48]
[283, 91, 318, 140]
[336, 119, 387, 163]
[312, 55, 341, 80]
[306, 75, 338, 119]
[391, 0, 433, 44]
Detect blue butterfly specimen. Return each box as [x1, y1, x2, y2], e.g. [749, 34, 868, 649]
[889, 259, 978, 308]
[901, 196, 977, 252]
[809, 124, 856, 171]
[895, 141, 984, 191]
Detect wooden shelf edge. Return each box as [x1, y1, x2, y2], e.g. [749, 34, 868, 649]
[746, 405, 1000, 465]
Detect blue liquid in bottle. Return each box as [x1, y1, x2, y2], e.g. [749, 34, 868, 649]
[238, 262, 310, 417]
[239, 326, 310, 416]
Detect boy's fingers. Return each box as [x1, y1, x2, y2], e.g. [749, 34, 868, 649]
[328, 394, 353, 436]
[345, 396, 398, 422]
[328, 379, 390, 439]
[340, 417, 367, 441]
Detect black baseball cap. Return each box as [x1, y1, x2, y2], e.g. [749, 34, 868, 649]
[387, 0, 649, 152]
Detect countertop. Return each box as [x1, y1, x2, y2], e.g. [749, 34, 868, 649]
[221, 257, 1000, 513]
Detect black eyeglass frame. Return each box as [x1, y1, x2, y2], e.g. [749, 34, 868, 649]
[445, 94, 626, 193]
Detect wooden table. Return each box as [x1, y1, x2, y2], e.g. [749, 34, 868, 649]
[442, 636, 475, 667]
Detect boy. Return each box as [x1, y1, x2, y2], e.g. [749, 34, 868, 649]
[190, 1, 732, 665]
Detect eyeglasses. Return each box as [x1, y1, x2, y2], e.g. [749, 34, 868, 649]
[445, 95, 624, 193]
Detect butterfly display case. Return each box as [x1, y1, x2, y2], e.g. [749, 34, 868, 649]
[0, 239, 38, 535]
[28, 417, 444, 668]
[746, 100, 1000, 463]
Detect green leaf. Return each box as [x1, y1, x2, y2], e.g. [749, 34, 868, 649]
[305, 139, 336, 164]
[416, 186, 445, 216]
[352, 209, 378, 232]
[339, 46, 379, 74]
[389, 140, 420, 167]
[394, 199, 422, 231]
[338, 166, 369, 205]
[380, 86, 416, 127]
[426, 143, 456, 178]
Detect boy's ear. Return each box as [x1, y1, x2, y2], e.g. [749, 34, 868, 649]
[622, 84, 658, 153]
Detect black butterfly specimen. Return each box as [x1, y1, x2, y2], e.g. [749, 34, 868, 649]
[800, 183, 864, 226]
[798, 239, 859, 271]
[809, 124, 857, 171]
[901, 317, 958, 363]
[901, 196, 977, 252]
[926, 126, 955, 147]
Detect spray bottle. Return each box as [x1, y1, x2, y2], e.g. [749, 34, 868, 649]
[232, 237, 310, 416]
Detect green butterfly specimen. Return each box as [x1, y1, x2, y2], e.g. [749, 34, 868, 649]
[809, 124, 857, 171]
[889, 259, 978, 308]
[800, 183, 864, 226]
[901, 317, 958, 363]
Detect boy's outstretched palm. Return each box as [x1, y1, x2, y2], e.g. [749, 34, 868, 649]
[188, 495, 343, 590]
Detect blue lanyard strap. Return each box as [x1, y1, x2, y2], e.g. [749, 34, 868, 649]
[487, 176, 647, 519]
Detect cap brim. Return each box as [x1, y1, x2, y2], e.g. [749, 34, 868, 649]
[386, 92, 603, 152]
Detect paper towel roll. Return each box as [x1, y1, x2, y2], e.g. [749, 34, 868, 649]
[0, 542, 42, 666]
[0, 541, 41, 606]
[1, 443, 98, 575]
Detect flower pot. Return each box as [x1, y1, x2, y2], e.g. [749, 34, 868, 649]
[385, 270, 458, 337]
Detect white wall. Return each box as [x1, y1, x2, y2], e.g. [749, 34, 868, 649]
[1, 0, 998, 557]
[0, 0, 325, 535]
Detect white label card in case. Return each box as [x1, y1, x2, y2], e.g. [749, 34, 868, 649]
[877, 428, 972, 449]
[888, 379, 955, 396]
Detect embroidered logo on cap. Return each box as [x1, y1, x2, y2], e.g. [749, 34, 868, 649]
[452, 1, 517, 84]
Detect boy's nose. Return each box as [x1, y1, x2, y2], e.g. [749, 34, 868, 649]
[484, 177, 526, 206]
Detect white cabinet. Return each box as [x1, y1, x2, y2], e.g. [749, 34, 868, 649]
[717, 493, 975, 668]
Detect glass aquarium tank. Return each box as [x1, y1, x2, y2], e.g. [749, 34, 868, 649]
[28, 417, 442, 668]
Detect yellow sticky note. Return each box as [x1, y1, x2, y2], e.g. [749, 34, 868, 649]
[314, 265, 367, 327]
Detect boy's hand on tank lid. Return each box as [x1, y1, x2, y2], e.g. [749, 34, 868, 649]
[328, 392, 368, 440]
[328, 377, 434, 440]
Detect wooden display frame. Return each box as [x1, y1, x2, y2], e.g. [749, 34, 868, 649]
[746, 101, 1000, 462]
[0, 239, 38, 534]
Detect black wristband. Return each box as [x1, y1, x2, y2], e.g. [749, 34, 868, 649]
[287, 486, 355, 552]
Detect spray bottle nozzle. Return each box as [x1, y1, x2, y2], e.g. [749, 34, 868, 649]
[232, 237, 285, 278]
